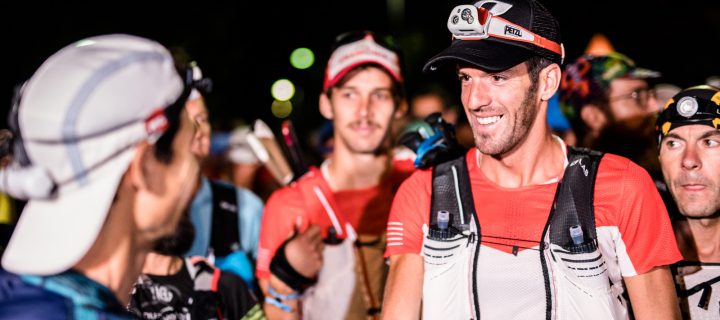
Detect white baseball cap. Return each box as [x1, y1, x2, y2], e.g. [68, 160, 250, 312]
[1, 34, 185, 275]
[228, 126, 259, 164]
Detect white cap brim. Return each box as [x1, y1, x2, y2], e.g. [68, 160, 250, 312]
[2, 148, 134, 275]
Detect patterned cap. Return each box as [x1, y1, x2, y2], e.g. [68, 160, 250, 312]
[559, 52, 660, 123]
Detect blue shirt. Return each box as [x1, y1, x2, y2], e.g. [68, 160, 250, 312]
[186, 177, 263, 284]
[0, 268, 131, 320]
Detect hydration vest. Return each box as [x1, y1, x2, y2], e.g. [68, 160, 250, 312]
[423, 147, 631, 320]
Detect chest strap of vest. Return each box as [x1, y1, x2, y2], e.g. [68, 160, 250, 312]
[548, 147, 604, 251]
[209, 180, 240, 257]
[430, 155, 477, 235]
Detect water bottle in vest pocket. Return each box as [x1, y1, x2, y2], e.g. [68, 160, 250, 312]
[421, 223, 476, 319]
[548, 241, 628, 319]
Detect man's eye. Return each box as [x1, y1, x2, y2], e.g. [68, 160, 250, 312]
[704, 139, 720, 148]
[665, 140, 680, 149]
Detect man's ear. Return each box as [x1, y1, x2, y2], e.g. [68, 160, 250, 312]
[126, 141, 167, 195]
[126, 141, 150, 193]
[580, 104, 608, 132]
[319, 93, 334, 120]
[539, 63, 561, 101]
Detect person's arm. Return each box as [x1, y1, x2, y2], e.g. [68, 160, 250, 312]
[260, 225, 324, 320]
[624, 266, 680, 320]
[382, 254, 423, 319]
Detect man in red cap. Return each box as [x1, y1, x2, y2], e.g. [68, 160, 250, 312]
[256, 30, 413, 319]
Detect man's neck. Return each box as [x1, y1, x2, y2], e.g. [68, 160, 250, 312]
[324, 145, 391, 191]
[73, 201, 150, 306]
[478, 127, 564, 188]
[675, 217, 720, 262]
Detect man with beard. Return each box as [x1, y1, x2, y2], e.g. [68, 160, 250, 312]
[559, 52, 661, 149]
[382, 1, 682, 319]
[656, 85, 720, 319]
[255, 30, 413, 319]
[0, 34, 200, 319]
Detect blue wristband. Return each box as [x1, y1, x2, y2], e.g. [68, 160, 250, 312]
[265, 286, 299, 313]
[265, 296, 294, 313]
[268, 285, 300, 300]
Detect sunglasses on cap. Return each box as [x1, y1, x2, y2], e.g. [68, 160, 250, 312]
[324, 30, 404, 91]
[446, 2, 563, 57]
[331, 30, 401, 54]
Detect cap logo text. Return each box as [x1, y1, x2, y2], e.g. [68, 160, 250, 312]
[504, 25, 522, 37]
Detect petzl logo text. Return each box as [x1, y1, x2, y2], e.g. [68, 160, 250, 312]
[504, 25, 522, 37]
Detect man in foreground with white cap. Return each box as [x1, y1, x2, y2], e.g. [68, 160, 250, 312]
[0, 34, 200, 319]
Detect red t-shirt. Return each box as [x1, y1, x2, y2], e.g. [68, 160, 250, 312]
[385, 149, 682, 276]
[256, 160, 413, 279]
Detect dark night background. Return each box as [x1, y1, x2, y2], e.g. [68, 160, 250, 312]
[3, 0, 719, 161]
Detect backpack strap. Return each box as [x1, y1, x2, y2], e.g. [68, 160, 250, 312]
[187, 257, 224, 320]
[430, 154, 476, 233]
[548, 146, 604, 251]
[188, 257, 222, 293]
[209, 180, 240, 257]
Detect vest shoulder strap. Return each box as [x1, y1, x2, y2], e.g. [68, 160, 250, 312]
[430, 154, 476, 232]
[548, 146, 604, 249]
[209, 180, 240, 257]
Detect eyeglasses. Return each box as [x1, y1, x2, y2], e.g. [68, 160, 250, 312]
[609, 87, 656, 107]
[446, 3, 563, 57]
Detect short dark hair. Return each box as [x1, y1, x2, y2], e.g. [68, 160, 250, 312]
[152, 99, 183, 164]
[526, 56, 554, 84]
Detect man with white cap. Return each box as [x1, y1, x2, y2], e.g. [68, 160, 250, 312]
[0, 34, 200, 319]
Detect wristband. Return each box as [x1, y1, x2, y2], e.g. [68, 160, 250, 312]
[265, 296, 294, 313]
[270, 238, 317, 292]
[264, 285, 299, 313]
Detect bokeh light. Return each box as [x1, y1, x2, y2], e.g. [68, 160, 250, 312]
[271, 100, 293, 118]
[271, 79, 295, 101]
[290, 48, 314, 69]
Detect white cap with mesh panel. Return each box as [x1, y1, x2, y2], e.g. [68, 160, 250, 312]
[1, 34, 184, 275]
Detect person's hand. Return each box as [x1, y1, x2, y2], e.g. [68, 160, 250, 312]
[284, 224, 324, 278]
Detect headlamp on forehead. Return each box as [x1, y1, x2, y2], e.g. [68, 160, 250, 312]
[446, 1, 563, 58]
[655, 85, 720, 142]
